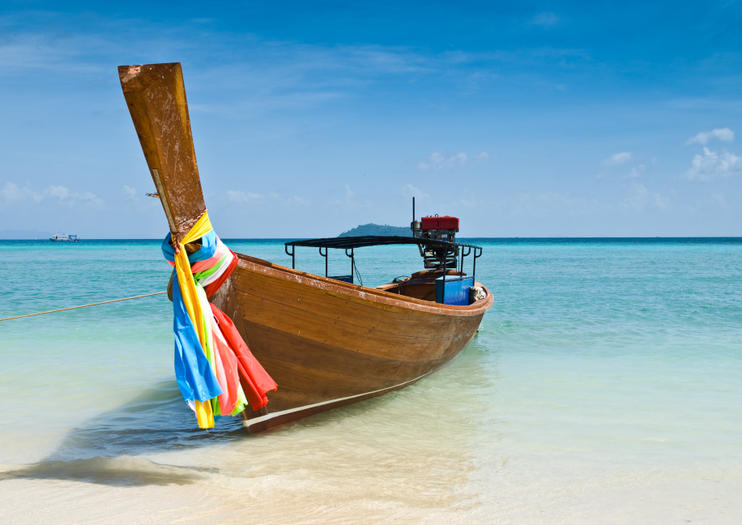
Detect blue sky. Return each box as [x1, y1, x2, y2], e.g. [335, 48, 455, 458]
[1, 1, 741, 237]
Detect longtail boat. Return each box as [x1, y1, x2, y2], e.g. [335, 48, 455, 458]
[119, 63, 493, 432]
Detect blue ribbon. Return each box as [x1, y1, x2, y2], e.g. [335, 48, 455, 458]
[162, 232, 222, 403]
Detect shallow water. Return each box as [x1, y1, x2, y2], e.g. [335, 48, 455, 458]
[1, 239, 741, 523]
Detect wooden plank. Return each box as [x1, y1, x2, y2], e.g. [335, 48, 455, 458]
[119, 63, 205, 236]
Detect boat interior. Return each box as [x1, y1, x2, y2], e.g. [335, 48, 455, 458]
[171, 234, 485, 307]
[282, 235, 485, 306]
[375, 270, 468, 302]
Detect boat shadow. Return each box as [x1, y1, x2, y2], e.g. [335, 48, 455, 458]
[1, 334, 499, 488]
[0, 380, 250, 487]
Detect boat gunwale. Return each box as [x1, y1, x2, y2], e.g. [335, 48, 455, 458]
[233, 251, 494, 317]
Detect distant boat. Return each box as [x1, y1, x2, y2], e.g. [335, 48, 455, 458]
[119, 62, 493, 432]
[49, 234, 79, 242]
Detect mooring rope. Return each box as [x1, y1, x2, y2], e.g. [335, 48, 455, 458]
[0, 291, 166, 322]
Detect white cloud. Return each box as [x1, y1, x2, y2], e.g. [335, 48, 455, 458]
[123, 185, 137, 199]
[83, 192, 103, 206]
[0, 15, 598, 125]
[654, 193, 669, 210]
[686, 128, 734, 145]
[344, 184, 355, 200]
[627, 163, 647, 179]
[402, 184, 430, 199]
[286, 195, 310, 206]
[530, 12, 560, 27]
[623, 183, 669, 211]
[226, 189, 311, 209]
[624, 183, 648, 210]
[604, 152, 633, 165]
[417, 151, 488, 170]
[46, 185, 70, 200]
[0, 36, 101, 72]
[330, 184, 373, 212]
[1, 181, 42, 203]
[1, 181, 102, 206]
[44, 185, 103, 206]
[0, 182, 19, 201]
[226, 190, 264, 203]
[599, 154, 647, 180]
[686, 147, 742, 181]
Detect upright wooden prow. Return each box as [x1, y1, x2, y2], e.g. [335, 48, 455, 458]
[119, 62, 205, 236]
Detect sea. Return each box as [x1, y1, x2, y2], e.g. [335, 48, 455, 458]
[1, 238, 740, 524]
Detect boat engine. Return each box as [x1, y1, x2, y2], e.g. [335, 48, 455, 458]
[410, 197, 460, 269]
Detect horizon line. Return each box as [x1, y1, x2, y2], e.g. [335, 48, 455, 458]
[3, 236, 742, 241]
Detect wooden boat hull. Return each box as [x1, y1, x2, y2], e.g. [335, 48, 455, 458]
[212, 253, 493, 431]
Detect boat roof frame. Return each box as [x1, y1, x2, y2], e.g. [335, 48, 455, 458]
[284, 235, 484, 283]
[284, 235, 482, 251]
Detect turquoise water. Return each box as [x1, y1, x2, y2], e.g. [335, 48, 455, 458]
[1, 239, 741, 523]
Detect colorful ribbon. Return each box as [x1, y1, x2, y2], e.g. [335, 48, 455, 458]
[162, 211, 277, 429]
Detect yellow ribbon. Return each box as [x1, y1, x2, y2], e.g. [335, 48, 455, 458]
[173, 211, 216, 428]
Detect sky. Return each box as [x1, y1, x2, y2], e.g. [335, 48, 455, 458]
[1, 1, 741, 238]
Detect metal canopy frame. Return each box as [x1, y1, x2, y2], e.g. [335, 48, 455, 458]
[285, 235, 479, 251]
[284, 235, 484, 285]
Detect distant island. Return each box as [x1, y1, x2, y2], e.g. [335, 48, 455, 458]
[339, 223, 411, 237]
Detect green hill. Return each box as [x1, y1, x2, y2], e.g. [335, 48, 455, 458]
[339, 223, 411, 237]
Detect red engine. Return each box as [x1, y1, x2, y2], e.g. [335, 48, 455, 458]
[412, 212, 460, 269]
[421, 216, 459, 232]
[409, 198, 460, 269]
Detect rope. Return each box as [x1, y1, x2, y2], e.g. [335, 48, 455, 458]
[0, 291, 166, 322]
[352, 258, 364, 287]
